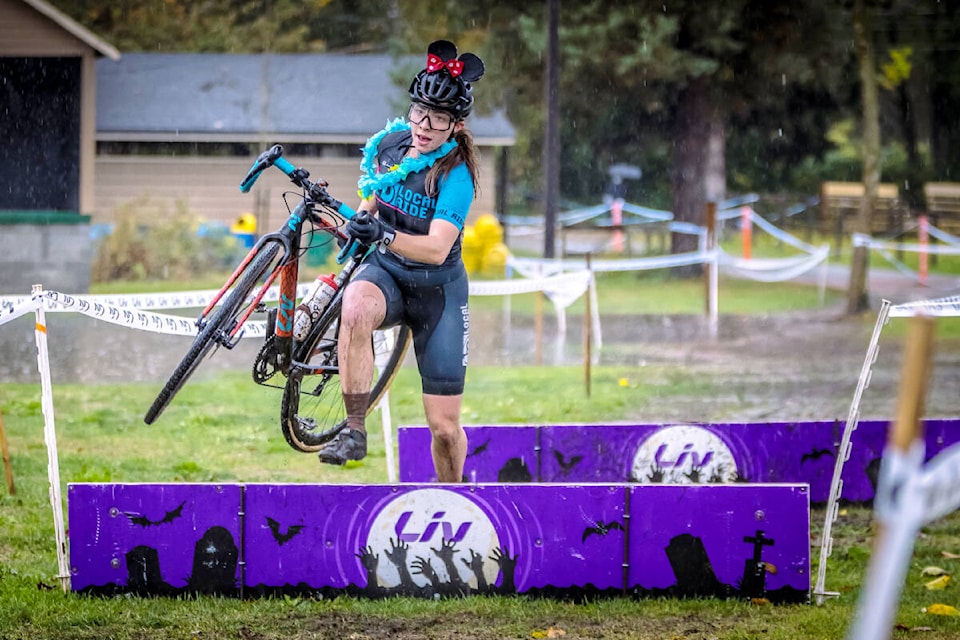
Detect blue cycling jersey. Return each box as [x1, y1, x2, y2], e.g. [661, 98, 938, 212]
[372, 130, 473, 267]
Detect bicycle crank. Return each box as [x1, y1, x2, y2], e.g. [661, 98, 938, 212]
[252, 334, 280, 384]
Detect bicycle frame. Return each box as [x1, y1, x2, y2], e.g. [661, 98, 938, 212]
[198, 145, 359, 357]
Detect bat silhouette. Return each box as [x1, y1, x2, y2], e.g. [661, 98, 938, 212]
[124, 501, 185, 527]
[582, 520, 625, 542]
[800, 447, 833, 464]
[467, 438, 491, 458]
[266, 516, 304, 546]
[554, 450, 583, 474]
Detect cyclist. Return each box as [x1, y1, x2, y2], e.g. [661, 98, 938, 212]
[316, 39, 484, 483]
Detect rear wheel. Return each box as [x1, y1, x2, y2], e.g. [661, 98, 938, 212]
[145, 245, 281, 424]
[280, 299, 411, 453]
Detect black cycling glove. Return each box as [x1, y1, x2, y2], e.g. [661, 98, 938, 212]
[347, 212, 396, 247]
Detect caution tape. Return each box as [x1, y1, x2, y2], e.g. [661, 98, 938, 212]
[890, 295, 960, 318]
[0, 268, 600, 337]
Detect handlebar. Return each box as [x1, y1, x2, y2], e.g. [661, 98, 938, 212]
[239, 144, 363, 262]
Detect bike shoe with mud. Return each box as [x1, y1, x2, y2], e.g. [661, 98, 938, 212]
[317, 428, 367, 465]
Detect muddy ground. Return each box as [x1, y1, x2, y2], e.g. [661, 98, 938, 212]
[586, 267, 960, 425]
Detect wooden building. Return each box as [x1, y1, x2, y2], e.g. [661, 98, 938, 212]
[0, 0, 119, 294]
[93, 53, 516, 234]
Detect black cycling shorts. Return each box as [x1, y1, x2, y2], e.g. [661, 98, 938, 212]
[350, 250, 469, 396]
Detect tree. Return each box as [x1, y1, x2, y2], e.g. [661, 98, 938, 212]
[847, 0, 880, 314]
[58, 0, 392, 53]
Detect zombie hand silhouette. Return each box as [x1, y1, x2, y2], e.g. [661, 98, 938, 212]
[431, 538, 459, 563]
[386, 538, 409, 565]
[647, 462, 665, 483]
[462, 548, 488, 591]
[432, 538, 466, 590]
[685, 462, 703, 483]
[386, 537, 416, 588]
[490, 546, 518, 593]
[356, 545, 379, 588]
[412, 556, 440, 588]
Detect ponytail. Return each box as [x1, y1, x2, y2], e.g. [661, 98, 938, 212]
[426, 127, 480, 197]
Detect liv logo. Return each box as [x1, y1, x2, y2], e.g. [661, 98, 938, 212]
[654, 443, 714, 470]
[366, 489, 501, 589]
[632, 425, 738, 484]
[395, 511, 471, 543]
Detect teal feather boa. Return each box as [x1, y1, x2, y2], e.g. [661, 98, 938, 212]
[356, 118, 458, 199]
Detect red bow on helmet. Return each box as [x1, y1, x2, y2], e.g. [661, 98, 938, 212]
[422, 40, 485, 83]
[426, 54, 464, 77]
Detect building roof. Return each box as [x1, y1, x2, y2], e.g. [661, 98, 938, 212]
[96, 53, 515, 146]
[21, 0, 120, 60]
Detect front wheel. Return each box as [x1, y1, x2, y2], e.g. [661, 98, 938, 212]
[145, 245, 281, 424]
[280, 300, 411, 453]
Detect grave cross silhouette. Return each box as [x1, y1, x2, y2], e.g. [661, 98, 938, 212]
[745, 529, 775, 561]
[740, 529, 775, 598]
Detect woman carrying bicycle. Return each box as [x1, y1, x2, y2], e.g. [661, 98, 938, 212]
[316, 39, 484, 482]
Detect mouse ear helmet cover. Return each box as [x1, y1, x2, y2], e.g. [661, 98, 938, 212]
[408, 39, 485, 118]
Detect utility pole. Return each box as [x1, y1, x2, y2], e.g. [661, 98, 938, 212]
[543, 0, 560, 258]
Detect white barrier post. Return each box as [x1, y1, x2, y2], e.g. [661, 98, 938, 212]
[814, 299, 891, 604]
[32, 285, 70, 592]
[373, 327, 398, 483]
[705, 202, 719, 339]
[918, 214, 929, 286]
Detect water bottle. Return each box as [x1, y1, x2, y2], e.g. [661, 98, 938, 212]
[293, 273, 339, 340]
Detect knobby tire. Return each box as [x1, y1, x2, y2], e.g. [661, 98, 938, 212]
[144, 245, 281, 424]
[280, 298, 411, 453]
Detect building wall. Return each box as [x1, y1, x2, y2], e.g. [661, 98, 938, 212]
[0, 221, 92, 295]
[93, 151, 500, 232]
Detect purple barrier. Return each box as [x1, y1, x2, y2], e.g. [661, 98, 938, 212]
[68, 483, 242, 594]
[398, 419, 960, 503]
[69, 482, 808, 602]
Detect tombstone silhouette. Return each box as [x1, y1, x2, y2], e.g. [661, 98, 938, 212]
[498, 457, 532, 482]
[665, 533, 722, 597]
[126, 545, 169, 594]
[187, 526, 239, 595]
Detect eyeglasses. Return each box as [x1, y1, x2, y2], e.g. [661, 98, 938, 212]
[407, 103, 454, 131]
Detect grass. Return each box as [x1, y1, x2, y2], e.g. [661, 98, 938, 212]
[3, 361, 960, 638]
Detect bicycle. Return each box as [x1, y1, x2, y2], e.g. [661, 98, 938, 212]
[143, 145, 412, 453]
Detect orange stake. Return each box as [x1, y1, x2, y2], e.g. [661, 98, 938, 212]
[741, 206, 752, 260]
[0, 407, 14, 495]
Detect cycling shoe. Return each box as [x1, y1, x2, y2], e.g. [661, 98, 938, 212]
[317, 428, 367, 465]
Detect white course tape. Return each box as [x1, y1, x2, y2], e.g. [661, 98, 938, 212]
[890, 295, 960, 318]
[43, 291, 225, 337]
[0, 295, 41, 328]
[0, 269, 599, 339]
[853, 232, 960, 256]
[717, 246, 830, 283]
[508, 250, 714, 277]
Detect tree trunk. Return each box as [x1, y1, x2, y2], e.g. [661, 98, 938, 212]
[847, 0, 880, 315]
[705, 106, 726, 205]
[542, 0, 560, 258]
[670, 75, 711, 278]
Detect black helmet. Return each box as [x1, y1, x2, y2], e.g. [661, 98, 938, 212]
[408, 40, 484, 119]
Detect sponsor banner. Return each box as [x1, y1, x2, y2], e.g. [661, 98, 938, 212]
[398, 419, 960, 503]
[69, 482, 808, 601]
